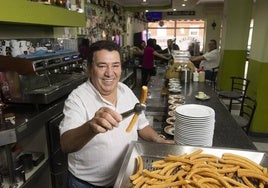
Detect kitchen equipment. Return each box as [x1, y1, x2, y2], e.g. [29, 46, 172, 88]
[121, 103, 146, 119]
[0, 50, 87, 104]
[19, 153, 33, 173]
[47, 113, 68, 188]
[13, 160, 25, 184]
[114, 141, 268, 188]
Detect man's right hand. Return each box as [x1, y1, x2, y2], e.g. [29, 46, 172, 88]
[88, 107, 122, 134]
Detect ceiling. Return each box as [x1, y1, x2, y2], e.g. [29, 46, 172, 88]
[112, 0, 224, 11]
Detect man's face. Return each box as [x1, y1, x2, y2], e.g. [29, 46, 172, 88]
[208, 41, 216, 51]
[89, 49, 122, 96]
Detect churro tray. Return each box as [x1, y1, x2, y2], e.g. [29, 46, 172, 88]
[114, 141, 268, 188]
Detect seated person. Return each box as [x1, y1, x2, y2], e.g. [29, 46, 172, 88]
[162, 39, 180, 55]
[189, 39, 220, 80]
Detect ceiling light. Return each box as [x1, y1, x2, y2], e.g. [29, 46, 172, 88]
[173, 8, 177, 11]
[143, 0, 146, 2]
[182, 3, 186, 6]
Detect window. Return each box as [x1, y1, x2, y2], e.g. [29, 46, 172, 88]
[147, 20, 205, 51]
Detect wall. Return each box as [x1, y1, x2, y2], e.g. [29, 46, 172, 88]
[246, 0, 268, 135]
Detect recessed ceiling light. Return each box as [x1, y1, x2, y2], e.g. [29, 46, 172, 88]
[182, 3, 186, 6]
[143, 0, 146, 2]
[173, 8, 177, 11]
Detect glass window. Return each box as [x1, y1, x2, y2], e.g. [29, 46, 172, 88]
[147, 20, 205, 51]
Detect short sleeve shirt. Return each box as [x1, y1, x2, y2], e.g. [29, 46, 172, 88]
[201, 49, 220, 71]
[59, 80, 148, 186]
[142, 46, 155, 69]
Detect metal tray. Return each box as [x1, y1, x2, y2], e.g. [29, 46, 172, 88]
[114, 141, 268, 188]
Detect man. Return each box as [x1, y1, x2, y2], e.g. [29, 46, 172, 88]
[141, 38, 171, 85]
[162, 39, 180, 55]
[189, 39, 220, 80]
[59, 40, 173, 188]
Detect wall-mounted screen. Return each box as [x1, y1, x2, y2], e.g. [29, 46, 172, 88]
[146, 12, 162, 22]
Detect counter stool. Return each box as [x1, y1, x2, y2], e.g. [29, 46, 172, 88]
[218, 76, 250, 112]
[232, 96, 257, 134]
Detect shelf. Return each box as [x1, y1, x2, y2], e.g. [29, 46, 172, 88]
[1, 0, 86, 27]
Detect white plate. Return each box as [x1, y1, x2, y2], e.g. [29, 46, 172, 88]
[169, 104, 184, 110]
[168, 99, 185, 105]
[175, 104, 215, 118]
[168, 110, 175, 116]
[164, 125, 175, 136]
[166, 117, 176, 124]
[168, 88, 181, 93]
[169, 95, 185, 100]
[195, 95, 210, 100]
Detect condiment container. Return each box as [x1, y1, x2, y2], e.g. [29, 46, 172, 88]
[199, 71, 205, 82]
[193, 70, 199, 82]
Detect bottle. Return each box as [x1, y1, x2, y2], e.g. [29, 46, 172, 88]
[198, 66, 205, 82]
[193, 69, 199, 82]
[199, 71, 205, 82]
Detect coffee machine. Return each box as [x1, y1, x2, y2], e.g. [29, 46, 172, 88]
[0, 50, 88, 105]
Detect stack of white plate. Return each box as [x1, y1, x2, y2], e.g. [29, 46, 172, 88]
[168, 78, 182, 93]
[174, 104, 215, 147]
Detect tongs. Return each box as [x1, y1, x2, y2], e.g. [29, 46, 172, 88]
[126, 86, 148, 132]
[121, 103, 146, 119]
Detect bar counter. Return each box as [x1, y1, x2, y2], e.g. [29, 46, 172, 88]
[146, 75, 256, 151]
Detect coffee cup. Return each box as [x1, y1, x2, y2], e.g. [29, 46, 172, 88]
[198, 91, 206, 99]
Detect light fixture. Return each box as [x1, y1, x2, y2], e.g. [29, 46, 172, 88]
[159, 20, 164, 27]
[182, 3, 186, 6]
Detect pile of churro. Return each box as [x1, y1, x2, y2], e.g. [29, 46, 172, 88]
[130, 149, 268, 188]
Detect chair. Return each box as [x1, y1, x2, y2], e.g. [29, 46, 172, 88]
[232, 96, 257, 134]
[218, 76, 250, 112]
[210, 66, 219, 90]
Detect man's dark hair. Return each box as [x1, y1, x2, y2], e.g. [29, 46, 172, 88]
[147, 38, 155, 48]
[210, 39, 217, 47]
[87, 40, 121, 65]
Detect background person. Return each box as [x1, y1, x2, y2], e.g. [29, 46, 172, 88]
[59, 40, 173, 188]
[189, 39, 220, 79]
[162, 39, 180, 55]
[141, 38, 171, 85]
[134, 40, 146, 65]
[78, 38, 90, 60]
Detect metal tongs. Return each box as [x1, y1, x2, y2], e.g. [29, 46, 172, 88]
[125, 86, 148, 132]
[121, 103, 146, 119]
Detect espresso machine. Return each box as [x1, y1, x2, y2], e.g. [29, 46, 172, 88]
[0, 50, 88, 105]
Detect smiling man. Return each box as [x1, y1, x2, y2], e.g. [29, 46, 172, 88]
[59, 40, 173, 188]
